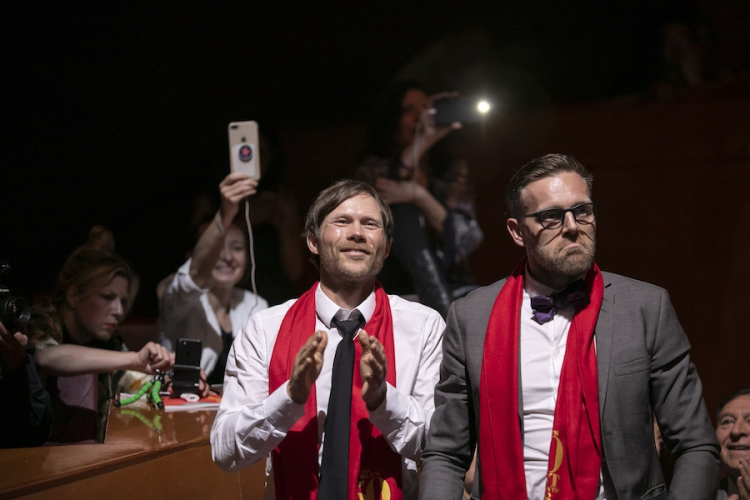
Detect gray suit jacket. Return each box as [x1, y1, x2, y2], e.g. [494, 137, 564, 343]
[419, 272, 719, 500]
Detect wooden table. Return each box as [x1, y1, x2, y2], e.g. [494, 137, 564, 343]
[0, 400, 266, 499]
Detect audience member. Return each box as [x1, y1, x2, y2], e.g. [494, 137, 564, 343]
[27, 226, 172, 441]
[716, 387, 750, 500]
[211, 179, 444, 499]
[420, 154, 719, 499]
[159, 173, 269, 385]
[0, 322, 52, 448]
[356, 81, 483, 318]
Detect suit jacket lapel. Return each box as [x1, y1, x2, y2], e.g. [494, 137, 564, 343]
[596, 275, 615, 418]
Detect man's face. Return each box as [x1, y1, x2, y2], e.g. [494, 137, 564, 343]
[506, 172, 596, 288]
[308, 194, 391, 285]
[716, 394, 750, 475]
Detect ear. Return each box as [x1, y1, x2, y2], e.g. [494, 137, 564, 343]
[66, 286, 80, 309]
[306, 234, 320, 256]
[384, 239, 392, 259]
[506, 218, 526, 248]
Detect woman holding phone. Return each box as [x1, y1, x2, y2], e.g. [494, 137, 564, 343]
[356, 81, 484, 318]
[159, 173, 268, 385]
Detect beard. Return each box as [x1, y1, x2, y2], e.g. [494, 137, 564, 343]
[528, 238, 596, 279]
[318, 244, 387, 282]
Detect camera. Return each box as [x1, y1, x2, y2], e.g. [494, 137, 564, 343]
[0, 261, 31, 329]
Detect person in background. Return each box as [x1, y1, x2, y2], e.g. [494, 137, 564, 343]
[211, 179, 444, 499]
[159, 173, 269, 385]
[28, 226, 172, 442]
[715, 387, 750, 500]
[0, 322, 52, 448]
[357, 81, 483, 318]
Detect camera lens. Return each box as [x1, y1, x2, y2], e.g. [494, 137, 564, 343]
[0, 296, 31, 328]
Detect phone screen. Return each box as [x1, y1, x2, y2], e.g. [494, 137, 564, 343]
[175, 338, 201, 367]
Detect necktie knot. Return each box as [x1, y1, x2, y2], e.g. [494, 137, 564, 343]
[530, 279, 590, 325]
[331, 313, 364, 339]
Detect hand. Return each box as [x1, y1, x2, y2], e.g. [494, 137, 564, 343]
[375, 178, 422, 206]
[197, 368, 210, 398]
[287, 330, 328, 405]
[737, 458, 750, 500]
[358, 330, 387, 411]
[0, 322, 28, 374]
[134, 342, 173, 374]
[219, 172, 259, 222]
[400, 91, 462, 168]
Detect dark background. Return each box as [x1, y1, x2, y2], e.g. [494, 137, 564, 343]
[3, 1, 748, 318]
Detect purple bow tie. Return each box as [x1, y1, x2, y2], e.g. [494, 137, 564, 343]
[530, 279, 590, 325]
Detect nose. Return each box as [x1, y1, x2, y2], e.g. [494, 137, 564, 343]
[111, 298, 124, 319]
[561, 211, 579, 234]
[347, 222, 365, 242]
[219, 246, 231, 262]
[730, 418, 749, 438]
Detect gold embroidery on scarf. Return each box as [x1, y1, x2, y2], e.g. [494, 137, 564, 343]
[357, 470, 391, 500]
[545, 430, 564, 500]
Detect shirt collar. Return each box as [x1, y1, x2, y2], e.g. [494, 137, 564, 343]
[524, 268, 556, 298]
[314, 284, 376, 328]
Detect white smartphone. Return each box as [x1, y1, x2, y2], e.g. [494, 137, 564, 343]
[228, 120, 261, 180]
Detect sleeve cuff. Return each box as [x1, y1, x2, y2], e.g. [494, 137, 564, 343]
[368, 383, 407, 432]
[174, 258, 210, 294]
[264, 381, 306, 433]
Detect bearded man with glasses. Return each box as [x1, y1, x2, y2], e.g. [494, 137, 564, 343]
[420, 153, 719, 500]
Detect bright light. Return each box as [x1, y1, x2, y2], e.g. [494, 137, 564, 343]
[476, 100, 491, 114]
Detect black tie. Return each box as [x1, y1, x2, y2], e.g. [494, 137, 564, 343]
[318, 314, 364, 499]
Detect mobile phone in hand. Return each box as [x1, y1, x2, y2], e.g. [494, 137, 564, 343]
[228, 121, 261, 180]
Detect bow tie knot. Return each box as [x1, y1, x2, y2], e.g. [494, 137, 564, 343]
[530, 279, 590, 325]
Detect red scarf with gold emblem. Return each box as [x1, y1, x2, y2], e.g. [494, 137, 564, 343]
[268, 282, 402, 500]
[479, 259, 603, 500]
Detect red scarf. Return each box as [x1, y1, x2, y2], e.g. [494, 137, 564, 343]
[479, 259, 603, 500]
[268, 282, 403, 500]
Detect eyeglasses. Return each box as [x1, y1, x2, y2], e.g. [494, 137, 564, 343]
[518, 203, 597, 230]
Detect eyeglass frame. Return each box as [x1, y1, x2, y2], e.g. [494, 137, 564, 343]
[515, 202, 598, 230]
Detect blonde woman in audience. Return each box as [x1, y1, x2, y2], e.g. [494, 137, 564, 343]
[29, 226, 172, 441]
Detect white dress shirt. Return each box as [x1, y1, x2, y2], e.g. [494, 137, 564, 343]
[521, 271, 606, 500]
[210, 285, 445, 499]
[159, 259, 268, 376]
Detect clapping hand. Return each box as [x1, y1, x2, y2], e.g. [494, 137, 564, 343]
[358, 330, 387, 411]
[287, 331, 328, 405]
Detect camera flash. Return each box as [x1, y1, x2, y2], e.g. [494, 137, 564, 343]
[476, 100, 491, 114]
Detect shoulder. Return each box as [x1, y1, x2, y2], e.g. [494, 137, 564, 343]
[387, 294, 445, 330]
[234, 299, 297, 350]
[236, 289, 270, 312]
[601, 271, 667, 298]
[452, 279, 507, 314]
[246, 298, 296, 324]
